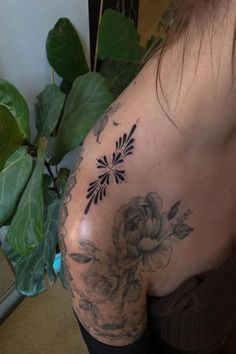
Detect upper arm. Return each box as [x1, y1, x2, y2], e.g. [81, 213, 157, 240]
[58, 96, 194, 347]
[58, 104, 149, 346]
[68, 235, 148, 347]
[60, 175, 149, 347]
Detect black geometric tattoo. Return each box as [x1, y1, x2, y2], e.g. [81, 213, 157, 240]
[70, 192, 194, 342]
[84, 123, 137, 215]
[93, 102, 122, 143]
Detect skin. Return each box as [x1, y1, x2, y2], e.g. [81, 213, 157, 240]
[58, 4, 236, 349]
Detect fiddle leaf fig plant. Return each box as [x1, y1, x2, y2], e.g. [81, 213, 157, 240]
[0, 147, 33, 226]
[0, 79, 30, 139]
[0, 105, 25, 170]
[7, 138, 47, 256]
[98, 9, 145, 64]
[46, 17, 90, 82]
[50, 72, 113, 164]
[35, 84, 66, 139]
[0, 9, 164, 296]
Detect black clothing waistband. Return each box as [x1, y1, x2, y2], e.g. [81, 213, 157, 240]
[74, 310, 157, 354]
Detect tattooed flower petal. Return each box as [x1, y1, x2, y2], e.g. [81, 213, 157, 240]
[144, 217, 161, 238]
[158, 212, 173, 239]
[140, 240, 173, 271]
[146, 192, 162, 218]
[124, 281, 142, 303]
[79, 299, 93, 311]
[139, 238, 161, 252]
[82, 267, 119, 303]
[112, 192, 193, 273]
[174, 222, 194, 239]
[127, 243, 140, 258]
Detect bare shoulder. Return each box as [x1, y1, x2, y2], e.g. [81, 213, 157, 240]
[61, 57, 165, 229]
[58, 93, 151, 346]
[58, 47, 236, 344]
[58, 65, 197, 344]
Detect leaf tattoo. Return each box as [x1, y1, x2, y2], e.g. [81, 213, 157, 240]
[167, 200, 181, 220]
[70, 253, 95, 264]
[93, 102, 122, 143]
[84, 124, 137, 215]
[70, 240, 100, 264]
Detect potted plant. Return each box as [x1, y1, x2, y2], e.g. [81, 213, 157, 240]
[0, 8, 164, 297]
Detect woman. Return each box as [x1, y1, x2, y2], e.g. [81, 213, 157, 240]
[58, 1, 236, 353]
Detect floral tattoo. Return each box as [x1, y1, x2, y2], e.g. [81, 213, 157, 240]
[112, 193, 194, 271]
[69, 192, 194, 342]
[84, 123, 137, 215]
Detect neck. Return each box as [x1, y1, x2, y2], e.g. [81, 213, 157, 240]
[153, 3, 236, 146]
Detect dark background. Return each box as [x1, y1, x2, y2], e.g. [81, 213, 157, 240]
[88, 0, 140, 69]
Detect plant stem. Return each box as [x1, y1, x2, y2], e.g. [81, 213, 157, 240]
[25, 142, 37, 157]
[93, 0, 104, 72]
[50, 68, 55, 84]
[45, 161, 60, 198]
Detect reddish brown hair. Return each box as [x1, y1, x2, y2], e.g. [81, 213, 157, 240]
[151, 0, 235, 126]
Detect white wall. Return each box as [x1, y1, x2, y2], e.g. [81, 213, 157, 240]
[0, 0, 90, 140]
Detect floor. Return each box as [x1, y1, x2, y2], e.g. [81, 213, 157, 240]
[0, 280, 88, 354]
[0, 250, 15, 298]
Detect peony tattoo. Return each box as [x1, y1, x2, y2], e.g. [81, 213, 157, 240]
[69, 192, 194, 342]
[112, 192, 194, 271]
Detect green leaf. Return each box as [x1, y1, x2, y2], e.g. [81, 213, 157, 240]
[0, 106, 24, 171]
[43, 173, 58, 227]
[15, 241, 45, 296]
[60, 79, 73, 95]
[0, 79, 30, 139]
[98, 9, 145, 64]
[46, 18, 89, 82]
[56, 168, 70, 195]
[0, 147, 33, 226]
[0, 226, 9, 244]
[44, 189, 57, 211]
[2, 235, 22, 266]
[50, 72, 113, 164]
[35, 84, 66, 138]
[43, 200, 60, 284]
[43, 174, 53, 188]
[100, 59, 138, 98]
[7, 138, 47, 256]
[13, 200, 60, 296]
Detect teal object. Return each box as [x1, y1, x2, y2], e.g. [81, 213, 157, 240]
[53, 252, 61, 273]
